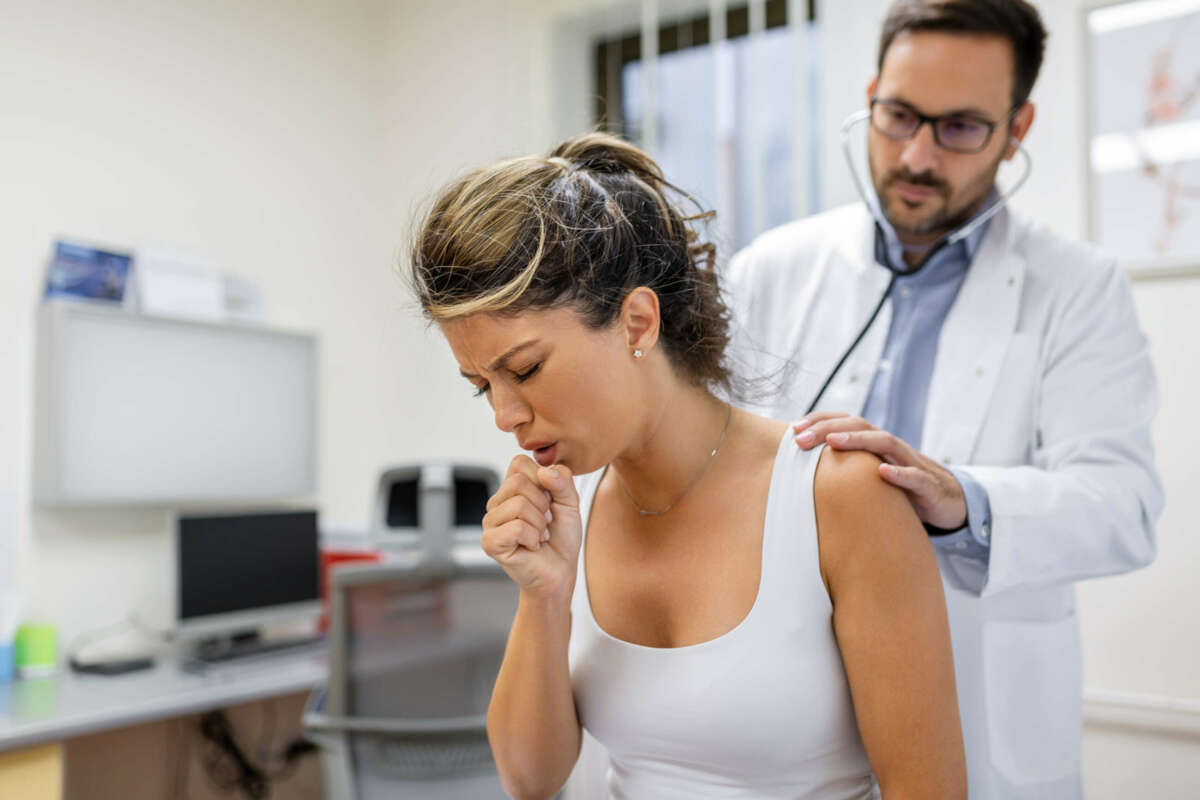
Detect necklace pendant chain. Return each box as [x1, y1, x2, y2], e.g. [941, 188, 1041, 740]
[617, 403, 732, 517]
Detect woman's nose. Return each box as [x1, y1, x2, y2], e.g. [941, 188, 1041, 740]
[491, 384, 532, 433]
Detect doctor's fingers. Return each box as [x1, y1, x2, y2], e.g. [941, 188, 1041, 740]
[487, 473, 551, 516]
[794, 416, 878, 449]
[483, 495, 551, 540]
[823, 429, 913, 464]
[878, 463, 938, 497]
[482, 518, 545, 558]
[792, 411, 850, 432]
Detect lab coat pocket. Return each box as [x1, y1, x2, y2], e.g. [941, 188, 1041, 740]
[982, 617, 1081, 785]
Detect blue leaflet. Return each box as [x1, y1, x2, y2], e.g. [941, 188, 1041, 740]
[45, 241, 132, 302]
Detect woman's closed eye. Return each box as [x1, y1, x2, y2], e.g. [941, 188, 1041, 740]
[470, 363, 541, 398]
[513, 363, 540, 383]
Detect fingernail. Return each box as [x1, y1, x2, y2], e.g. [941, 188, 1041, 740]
[541, 529, 550, 542]
[796, 430, 815, 445]
[545, 509, 553, 523]
[828, 432, 848, 444]
[546, 466, 560, 479]
[792, 418, 810, 431]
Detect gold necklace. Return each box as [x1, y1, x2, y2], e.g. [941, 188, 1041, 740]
[614, 403, 733, 517]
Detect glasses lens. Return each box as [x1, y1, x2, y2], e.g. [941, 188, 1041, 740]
[935, 117, 991, 152]
[871, 101, 919, 140]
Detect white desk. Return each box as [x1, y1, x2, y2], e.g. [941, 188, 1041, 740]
[0, 647, 327, 799]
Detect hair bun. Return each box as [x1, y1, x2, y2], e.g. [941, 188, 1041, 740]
[550, 132, 665, 184]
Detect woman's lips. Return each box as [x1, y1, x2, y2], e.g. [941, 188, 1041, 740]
[531, 443, 559, 467]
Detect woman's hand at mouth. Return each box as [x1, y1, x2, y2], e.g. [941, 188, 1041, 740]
[482, 454, 582, 602]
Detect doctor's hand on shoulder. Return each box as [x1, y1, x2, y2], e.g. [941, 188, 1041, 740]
[793, 412, 968, 531]
[482, 455, 582, 602]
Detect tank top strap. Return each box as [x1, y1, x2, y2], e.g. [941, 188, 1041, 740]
[756, 437, 833, 616]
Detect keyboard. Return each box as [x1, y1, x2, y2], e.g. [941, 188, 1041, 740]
[189, 634, 325, 665]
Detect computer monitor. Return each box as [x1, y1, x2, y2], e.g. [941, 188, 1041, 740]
[175, 509, 321, 641]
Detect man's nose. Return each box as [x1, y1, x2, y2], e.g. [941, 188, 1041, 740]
[900, 121, 940, 174]
[491, 384, 531, 433]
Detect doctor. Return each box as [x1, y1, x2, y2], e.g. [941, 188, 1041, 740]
[724, 0, 1163, 797]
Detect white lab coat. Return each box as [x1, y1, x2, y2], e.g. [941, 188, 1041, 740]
[722, 203, 1163, 799]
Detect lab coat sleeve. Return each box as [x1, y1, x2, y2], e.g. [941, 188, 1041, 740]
[956, 263, 1163, 598]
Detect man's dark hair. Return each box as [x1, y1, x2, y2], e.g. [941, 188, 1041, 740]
[878, 0, 1048, 109]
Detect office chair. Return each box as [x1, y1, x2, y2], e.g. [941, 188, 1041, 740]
[304, 562, 517, 799]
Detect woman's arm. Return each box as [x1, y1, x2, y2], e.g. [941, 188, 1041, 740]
[482, 457, 584, 800]
[814, 448, 967, 799]
[488, 590, 581, 799]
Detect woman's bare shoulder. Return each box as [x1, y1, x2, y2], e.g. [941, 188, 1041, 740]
[812, 447, 932, 588]
[814, 448, 890, 508]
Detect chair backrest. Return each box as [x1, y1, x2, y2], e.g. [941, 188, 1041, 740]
[326, 562, 518, 719]
[310, 563, 522, 799]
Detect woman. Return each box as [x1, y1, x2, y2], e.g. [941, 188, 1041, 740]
[409, 133, 966, 799]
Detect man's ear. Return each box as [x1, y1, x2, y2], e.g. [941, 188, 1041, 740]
[621, 287, 661, 354]
[1005, 102, 1035, 160]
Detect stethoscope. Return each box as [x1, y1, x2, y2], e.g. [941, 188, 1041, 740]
[803, 109, 1034, 415]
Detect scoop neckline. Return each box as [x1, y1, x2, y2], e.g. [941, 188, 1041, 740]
[578, 428, 794, 654]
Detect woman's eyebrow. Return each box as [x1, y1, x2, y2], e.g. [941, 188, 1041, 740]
[459, 339, 540, 379]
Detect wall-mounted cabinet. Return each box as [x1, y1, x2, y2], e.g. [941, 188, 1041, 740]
[34, 301, 317, 506]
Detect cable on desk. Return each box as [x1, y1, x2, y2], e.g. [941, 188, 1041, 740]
[197, 709, 318, 799]
[200, 711, 269, 799]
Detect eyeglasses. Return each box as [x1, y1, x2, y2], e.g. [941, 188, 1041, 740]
[869, 97, 1012, 154]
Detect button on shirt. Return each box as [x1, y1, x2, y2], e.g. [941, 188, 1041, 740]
[861, 202, 994, 562]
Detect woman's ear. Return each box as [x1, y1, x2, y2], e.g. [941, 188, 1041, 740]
[620, 287, 661, 355]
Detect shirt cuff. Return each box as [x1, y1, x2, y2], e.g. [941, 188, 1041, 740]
[925, 467, 993, 560]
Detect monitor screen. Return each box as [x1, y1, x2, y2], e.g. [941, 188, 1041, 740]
[177, 510, 320, 624]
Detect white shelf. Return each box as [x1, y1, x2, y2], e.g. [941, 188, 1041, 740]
[33, 301, 318, 506]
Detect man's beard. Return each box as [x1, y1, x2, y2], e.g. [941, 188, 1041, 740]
[872, 153, 1003, 240]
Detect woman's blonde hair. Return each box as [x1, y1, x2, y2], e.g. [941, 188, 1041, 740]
[410, 132, 732, 391]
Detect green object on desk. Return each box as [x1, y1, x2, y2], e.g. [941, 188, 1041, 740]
[14, 624, 57, 676]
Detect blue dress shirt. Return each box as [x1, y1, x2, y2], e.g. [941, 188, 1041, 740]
[861, 202, 994, 563]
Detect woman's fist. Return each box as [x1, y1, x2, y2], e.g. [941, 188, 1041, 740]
[481, 455, 582, 601]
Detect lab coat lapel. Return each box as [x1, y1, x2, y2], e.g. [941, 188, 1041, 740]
[922, 208, 1026, 464]
[818, 209, 892, 415]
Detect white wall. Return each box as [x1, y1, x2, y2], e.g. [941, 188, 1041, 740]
[0, 0, 558, 643]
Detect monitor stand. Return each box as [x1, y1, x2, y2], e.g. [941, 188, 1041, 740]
[189, 629, 323, 666]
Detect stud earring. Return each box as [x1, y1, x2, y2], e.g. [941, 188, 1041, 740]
[633, 349, 644, 359]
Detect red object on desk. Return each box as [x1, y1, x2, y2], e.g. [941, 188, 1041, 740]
[319, 548, 382, 632]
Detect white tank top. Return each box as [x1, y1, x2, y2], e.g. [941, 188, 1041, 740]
[568, 434, 879, 799]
